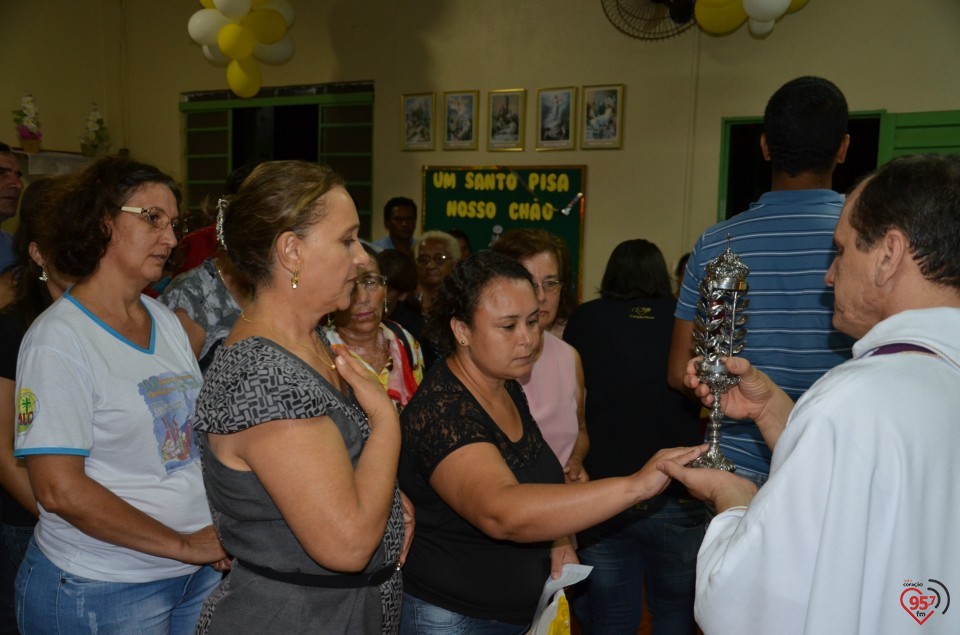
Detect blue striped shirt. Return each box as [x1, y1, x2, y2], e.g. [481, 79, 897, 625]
[676, 189, 855, 475]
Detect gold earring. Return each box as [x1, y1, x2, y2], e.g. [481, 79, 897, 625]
[291, 268, 300, 289]
[383, 300, 389, 315]
[39, 266, 49, 282]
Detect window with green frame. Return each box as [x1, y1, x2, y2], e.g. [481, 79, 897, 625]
[180, 82, 374, 237]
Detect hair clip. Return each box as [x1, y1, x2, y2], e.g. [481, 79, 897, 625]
[215, 197, 229, 250]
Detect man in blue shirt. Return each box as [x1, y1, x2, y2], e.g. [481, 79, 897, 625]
[668, 77, 856, 485]
[371, 196, 417, 254]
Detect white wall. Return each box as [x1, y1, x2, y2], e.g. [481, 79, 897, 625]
[2, 0, 958, 296]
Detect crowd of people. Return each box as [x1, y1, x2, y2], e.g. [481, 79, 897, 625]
[0, 72, 958, 635]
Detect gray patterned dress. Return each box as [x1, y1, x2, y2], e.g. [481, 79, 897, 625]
[193, 337, 404, 634]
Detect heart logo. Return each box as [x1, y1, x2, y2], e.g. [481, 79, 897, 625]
[901, 588, 936, 625]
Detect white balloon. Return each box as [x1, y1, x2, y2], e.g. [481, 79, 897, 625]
[741, 0, 790, 22]
[187, 9, 231, 46]
[253, 33, 294, 64]
[202, 44, 231, 67]
[214, 0, 253, 20]
[748, 18, 776, 37]
[262, 0, 295, 27]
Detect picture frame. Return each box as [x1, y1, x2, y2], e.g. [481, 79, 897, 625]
[401, 93, 435, 151]
[536, 87, 576, 151]
[581, 84, 624, 149]
[487, 89, 525, 151]
[442, 90, 479, 150]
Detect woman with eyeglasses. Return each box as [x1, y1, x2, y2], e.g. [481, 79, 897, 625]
[492, 229, 588, 484]
[413, 231, 460, 316]
[324, 244, 425, 413]
[13, 157, 227, 634]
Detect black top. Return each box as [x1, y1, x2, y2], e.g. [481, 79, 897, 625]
[563, 297, 702, 496]
[398, 361, 563, 625]
[0, 308, 38, 528]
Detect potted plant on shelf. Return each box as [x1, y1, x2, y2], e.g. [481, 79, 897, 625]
[80, 102, 108, 157]
[12, 93, 42, 153]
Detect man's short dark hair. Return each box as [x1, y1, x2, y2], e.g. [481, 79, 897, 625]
[383, 196, 417, 222]
[852, 153, 960, 290]
[764, 76, 848, 177]
[0, 142, 12, 154]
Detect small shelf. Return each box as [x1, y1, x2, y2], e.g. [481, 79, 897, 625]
[13, 150, 92, 176]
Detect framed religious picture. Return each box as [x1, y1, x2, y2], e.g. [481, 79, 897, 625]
[536, 86, 576, 151]
[487, 89, 525, 151]
[401, 92, 435, 151]
[442, 90, 479, 150]
[581, 84, 624, 149]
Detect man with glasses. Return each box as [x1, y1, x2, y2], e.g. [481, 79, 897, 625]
[372, 196, 418, 255]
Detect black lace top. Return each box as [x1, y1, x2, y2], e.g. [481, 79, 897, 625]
[398, 361, 563, 625]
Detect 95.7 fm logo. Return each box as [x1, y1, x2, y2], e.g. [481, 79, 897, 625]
[900, 579, 950, 626]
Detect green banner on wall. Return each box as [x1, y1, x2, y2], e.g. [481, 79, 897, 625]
[421, 165, 586, 298]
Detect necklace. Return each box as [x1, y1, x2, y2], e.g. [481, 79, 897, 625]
[240, 311, 337, 371]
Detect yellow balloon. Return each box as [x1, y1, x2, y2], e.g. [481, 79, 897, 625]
[787, 0, 809, 13]
[218, 23, 256, 60]
[696, 0, 747, 35]
[241, 9, 287, 44]
[696, 0, 737, 8]
[199, 0, 215, 7]
[227, 58, 262, 98]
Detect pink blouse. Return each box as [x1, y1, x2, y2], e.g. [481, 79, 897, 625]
[519, 331, 579, 466]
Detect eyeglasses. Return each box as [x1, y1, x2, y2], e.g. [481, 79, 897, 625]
[532, 279, 563, 294]
[416, 253, 450, 267]
[355, 274, 387, 291]
[120, 206, 184, 238]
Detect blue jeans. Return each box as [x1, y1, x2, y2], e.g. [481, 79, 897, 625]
[572, 495, 706, 635]
[15, 539, 220, 634]
[400, 593, 528, 635]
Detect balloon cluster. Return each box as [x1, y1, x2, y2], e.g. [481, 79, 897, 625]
[188, 0, 295, 98]
[696, 0, 808, 37]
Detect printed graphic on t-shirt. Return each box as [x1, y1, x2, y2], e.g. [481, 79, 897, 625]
[139, 372, 201, 474]
[15, 388, 39, 434]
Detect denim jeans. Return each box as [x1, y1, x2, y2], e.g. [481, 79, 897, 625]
[572, 495, 706, 635]
[0, 523, 33, 635]
[400, 592, 528, 635]
[15, 539, 220, 635]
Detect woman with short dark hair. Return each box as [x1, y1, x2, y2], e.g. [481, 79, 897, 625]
[398, 251, 704, 633]
[14, 156, 227, 634]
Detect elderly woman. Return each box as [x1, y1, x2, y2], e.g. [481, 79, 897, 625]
[13, 157, 226, 634]
[398, 251, 704, 633]
[414, 230, 460, 316]
[324, 245, 425, 413]
[564, 239, 706, 635]
[492, 229, 587, 482]
[193, 161, 408, 634]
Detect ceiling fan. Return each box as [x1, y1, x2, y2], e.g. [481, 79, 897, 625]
[601, 0, 697, 40]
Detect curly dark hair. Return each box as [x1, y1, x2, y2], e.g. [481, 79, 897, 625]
[37, 156, 180, 279]
[763, 76, 848, 177]
[490, 228, 576, 325]
[851, 153, 960, 290]
[220, 161, 344, 292]
[423, 251, 533, 356]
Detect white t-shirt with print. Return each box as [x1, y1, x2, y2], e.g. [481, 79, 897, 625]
[14, 292, 211, 583]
